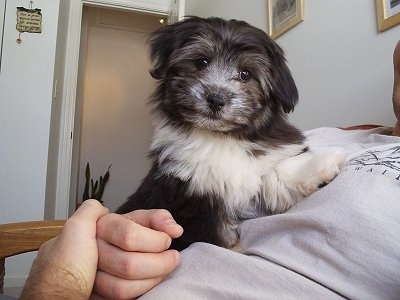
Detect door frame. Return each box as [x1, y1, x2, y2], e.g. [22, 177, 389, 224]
[55, 0, 184, 218]
[0, 0, 6, 69]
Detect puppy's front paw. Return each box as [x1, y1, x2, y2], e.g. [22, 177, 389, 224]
[297, 150, 345, 196]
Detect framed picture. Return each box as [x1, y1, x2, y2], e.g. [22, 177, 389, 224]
[376, 0, 400, 32]
[267, 0, 304, 39]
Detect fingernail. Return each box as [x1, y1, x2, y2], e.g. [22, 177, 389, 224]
[166, 218, 183, 230]
[174, 250, 181, 265]
[166, 218, 178, 226]
[166, 237, 172, 249]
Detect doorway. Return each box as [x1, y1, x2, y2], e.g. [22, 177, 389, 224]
[73, 7, 163, 211]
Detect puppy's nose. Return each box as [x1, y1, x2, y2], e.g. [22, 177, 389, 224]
[207, 93, 225, 111]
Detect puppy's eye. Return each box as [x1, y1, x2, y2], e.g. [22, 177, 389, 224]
[194, 58, 210, 70]
[239, 70, 252, 82]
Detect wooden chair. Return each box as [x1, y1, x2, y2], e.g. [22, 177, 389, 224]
[0, 220, 65, 294]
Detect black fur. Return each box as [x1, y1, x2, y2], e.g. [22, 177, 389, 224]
[116, 17, 305, 251]
[117, 166, 228, 250]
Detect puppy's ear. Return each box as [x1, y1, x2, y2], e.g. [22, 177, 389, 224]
[147, 24, 178, 80]
[148, 17, 206, 80]
[268, 45, 299, 113]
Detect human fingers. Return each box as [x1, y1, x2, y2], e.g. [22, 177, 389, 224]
[96, 212, 178, 252]
[97, 238, 180, 280]
[93, 270, 166, 300]
[57, 199, 109, 266]
[29, 199, 108, 265]
[62, 199, 109, 239]
[71, 199, 109, 221]
[124, 209, 183, 238]
[47, 199, 109, 263]
[57, 200, 109, 289]
[21, 200, 109, 299]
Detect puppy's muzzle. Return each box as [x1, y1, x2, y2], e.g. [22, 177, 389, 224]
[207, 93, 225, 112]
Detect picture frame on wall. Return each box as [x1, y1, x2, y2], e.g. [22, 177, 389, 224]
[267, 0, 304, 39]
[376, 0, 400, 32]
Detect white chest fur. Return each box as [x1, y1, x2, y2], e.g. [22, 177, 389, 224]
[151, 124, 304, 217]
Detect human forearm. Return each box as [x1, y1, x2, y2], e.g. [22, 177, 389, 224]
[21, 254, 89, 300]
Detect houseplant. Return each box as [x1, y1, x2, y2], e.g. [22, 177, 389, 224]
[82, 163, 111, 204]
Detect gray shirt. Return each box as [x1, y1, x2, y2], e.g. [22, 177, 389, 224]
[140, 128, 400, 300]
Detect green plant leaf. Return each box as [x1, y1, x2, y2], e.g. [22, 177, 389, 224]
[82, 163, 90, 201]
[82, 163, 111, 203]
[97, 165, 111, 202]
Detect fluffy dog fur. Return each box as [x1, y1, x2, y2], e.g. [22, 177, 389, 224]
[117, 17, 344, 250]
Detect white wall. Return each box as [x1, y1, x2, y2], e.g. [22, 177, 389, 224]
[185, 0, 267, 29]
[0, 0, 60, 221]
[0, 0, 60, 286]
[280, 1, 400, 130]
[185, 0, 400, 130]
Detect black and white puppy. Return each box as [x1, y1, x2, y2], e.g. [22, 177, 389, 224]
[117, 17, 344, 250]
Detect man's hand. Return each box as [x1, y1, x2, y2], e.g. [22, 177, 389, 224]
[21, 200, 109, 300]
[92, 209, 184, 299]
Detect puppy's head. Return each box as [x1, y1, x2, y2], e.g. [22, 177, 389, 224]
[148, 17, 298, 136]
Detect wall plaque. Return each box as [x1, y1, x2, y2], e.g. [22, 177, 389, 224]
[16, 6, 42, 34]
